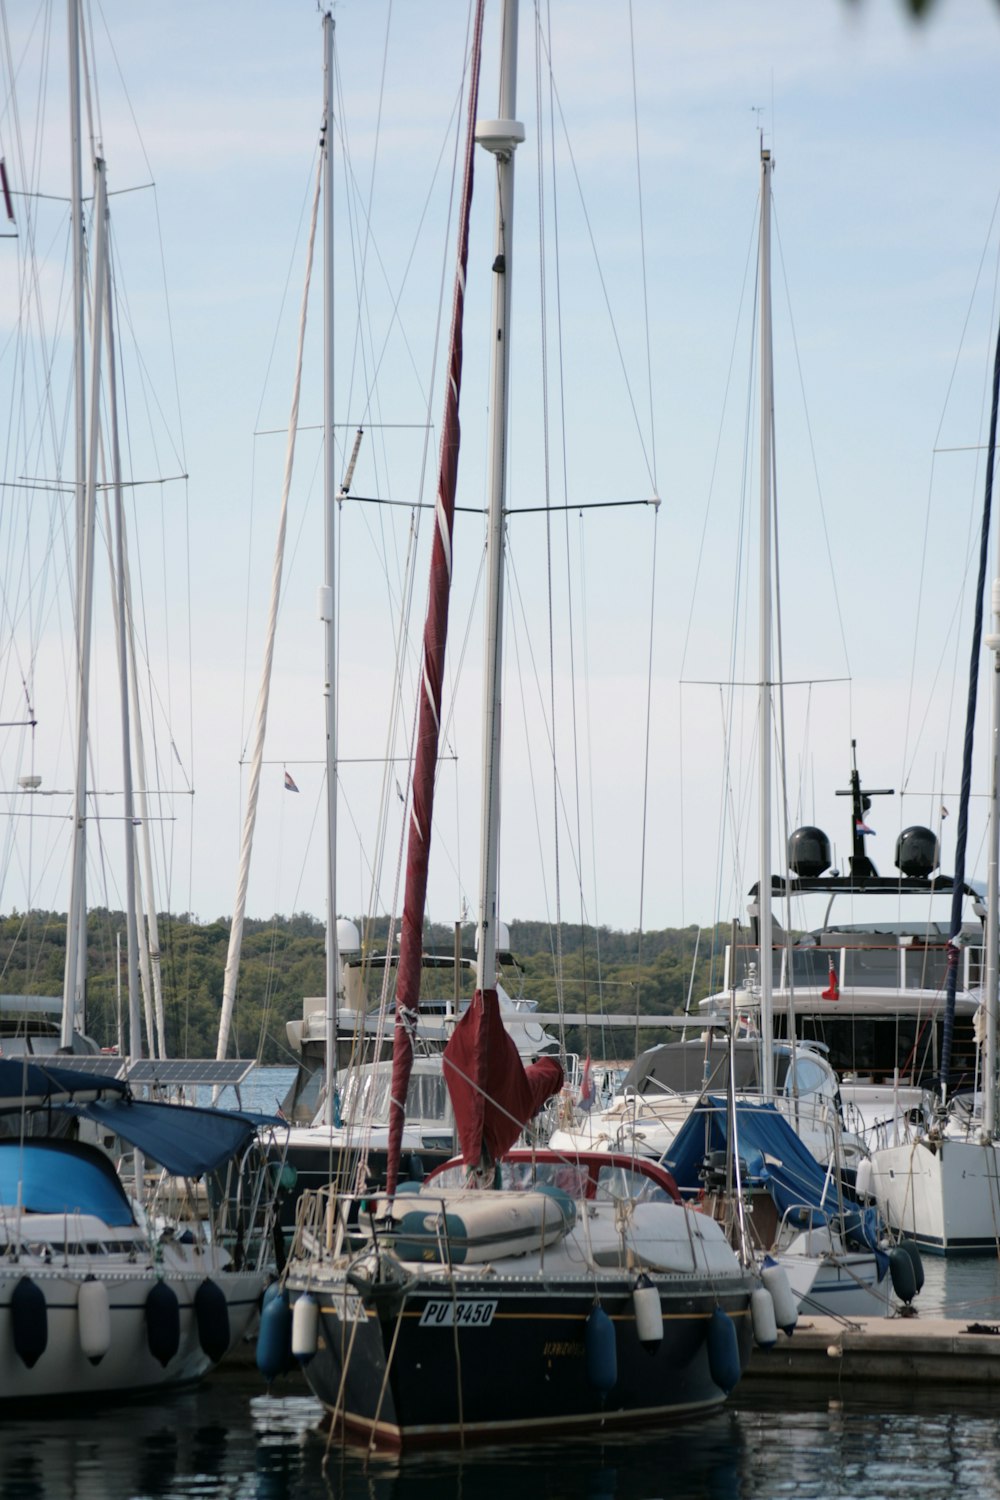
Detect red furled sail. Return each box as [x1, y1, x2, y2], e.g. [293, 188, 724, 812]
[443, 990, 564, 1169]
[385, 2, 486, 1198]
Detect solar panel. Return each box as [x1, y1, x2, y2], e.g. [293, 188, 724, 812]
[126, 1058, 255, 1087]
[21, 1054, 127, 1078]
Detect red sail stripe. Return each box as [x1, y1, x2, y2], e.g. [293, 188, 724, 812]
[385, 1, 486, 1197]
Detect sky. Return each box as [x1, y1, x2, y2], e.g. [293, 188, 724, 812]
[2, 0, 1000, 950]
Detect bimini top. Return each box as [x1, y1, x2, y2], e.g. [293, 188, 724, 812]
[0, 1137, 136, 1225]
[0, 1057, 127, 1108]
[71, 1097, 263, 1178]
[0, 1060, 272, 1178]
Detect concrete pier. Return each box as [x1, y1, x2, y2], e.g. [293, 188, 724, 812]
[747, 1315, 1000, 1387]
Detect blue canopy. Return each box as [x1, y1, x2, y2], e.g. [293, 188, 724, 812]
[0, 1058, 126, 1108]
[71, 1098, 260, 1178]
[0, 1059, 280, 1177]
[664, 1095, 853, 1223]
[0, 1138, 135, 1225]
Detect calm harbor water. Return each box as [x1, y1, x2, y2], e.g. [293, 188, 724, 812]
[8, 1069, 998, 1497]
[4, 1256, 1000, 1500]
[4, 1368, 1000, 1500]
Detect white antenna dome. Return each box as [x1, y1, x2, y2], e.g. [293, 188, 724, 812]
[336, 918, 361, 953]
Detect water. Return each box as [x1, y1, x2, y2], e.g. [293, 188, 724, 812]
[4, 1369, 1000, 1500]
[194, 1067, 298, 1118]
[3, 1259, 1000, 1498]
[10, 1070, 991, 1497]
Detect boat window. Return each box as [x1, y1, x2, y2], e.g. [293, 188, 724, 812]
[783, 1057, 829, 1097]
[405, 1073, 448, 1121]
[594, 1164, 670, 1204]
[340, 1067, 448, 1124]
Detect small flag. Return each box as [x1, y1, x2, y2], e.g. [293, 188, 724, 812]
[855, 819, 875, 836]
[941, 805, 950, 820]
[822, 962, 840, 1001]
[578, 1055, 596, 1112]
[284, 770, 299, 793]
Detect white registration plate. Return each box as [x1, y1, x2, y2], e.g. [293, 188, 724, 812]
[335, 1291, 367, 1323]
[419, 1299, 497, 1328]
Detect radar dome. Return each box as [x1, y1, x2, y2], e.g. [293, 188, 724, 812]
[336, 918, 361, 953]
[788, 826, 832, 879]
[895, 826, 939, 878]
[474, 919, 511, 954]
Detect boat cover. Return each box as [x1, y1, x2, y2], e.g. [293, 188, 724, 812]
[663, 1094, 884, 1264]
[0, 1138, 135, 1225]
[0, 1058, 126, 1108]
[68, 1098, 260, 1178]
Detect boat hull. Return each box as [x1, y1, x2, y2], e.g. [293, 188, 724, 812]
[869, 1137, 1000, 1255]
[291, 1265, 753, 1450]
[0, 1263, 264, 1402]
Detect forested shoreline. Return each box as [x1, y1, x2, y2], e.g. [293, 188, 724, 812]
[0, 910, 735, 1064]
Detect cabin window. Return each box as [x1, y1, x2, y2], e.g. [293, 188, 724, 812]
[595, 1164, 670, 1204]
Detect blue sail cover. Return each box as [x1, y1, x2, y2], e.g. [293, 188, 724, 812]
[664, 1095, 852, 1223]
[73, 1099, 258, 1178]
[0, 1138, 135, 1225]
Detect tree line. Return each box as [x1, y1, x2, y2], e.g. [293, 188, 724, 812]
[0, 908, 739, 1064]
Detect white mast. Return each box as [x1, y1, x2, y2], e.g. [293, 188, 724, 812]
[62, 0, 88, 1045]
[62, 152, 107, 1049]
[101, 190, 143, 1061]
[474, 0, 523, 994]
[321, 10, 340, 1126]
[215, 78, 324, 1065]
[758, 145, 775, 1097]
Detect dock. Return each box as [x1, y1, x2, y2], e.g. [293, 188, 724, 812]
[746, 1315, 1000, 1387]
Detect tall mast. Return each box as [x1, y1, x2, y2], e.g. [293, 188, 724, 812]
[757, 145, 774, 1096]
[474, 0, 523, 995]
[985, 573, 1000, 1140]
[321, 10, 340, 1126]
[62, 154, 107, 1048]
[102, 195, 143, 1060]
[980, 313, 1000, 1139]
[62, 0, 88, 1044]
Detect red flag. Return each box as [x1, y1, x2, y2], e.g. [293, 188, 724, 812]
[578, 1055, 595, 1111]
[821, 962, 839, 1001]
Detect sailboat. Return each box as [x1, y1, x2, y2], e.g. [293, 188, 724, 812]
[276, 0, 755, 1451]
[0, 2, 286, 1399]
[0, 1058, 283, 1401]
[864, 306, 1000, 1255]
[552, 148, 897, 1318]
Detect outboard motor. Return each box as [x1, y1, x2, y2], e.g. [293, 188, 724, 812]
[700, 1151, 748, 1193]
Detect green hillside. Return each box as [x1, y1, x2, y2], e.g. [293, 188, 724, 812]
[0, 909, 734, 1064]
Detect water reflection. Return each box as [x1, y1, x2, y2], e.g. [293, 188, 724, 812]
[4, 1375, 1000, 1500]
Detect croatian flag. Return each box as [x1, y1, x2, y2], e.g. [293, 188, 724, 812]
[579, 1055, 596, 1112]
[284, 770, 299, 793]
[855, 818, 874, 836]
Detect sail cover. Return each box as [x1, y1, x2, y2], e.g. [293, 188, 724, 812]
[386, 0, 486, 1197]
[443, 989, 563, 1166]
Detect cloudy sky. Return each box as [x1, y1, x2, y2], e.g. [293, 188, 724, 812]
[2, 0, 1000, 949]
